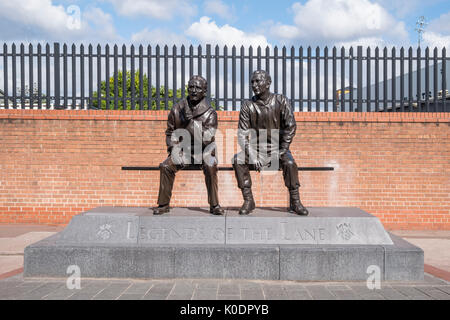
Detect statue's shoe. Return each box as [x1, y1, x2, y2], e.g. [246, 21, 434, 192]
[289, 201, 309, 216]
[210, 205, 224, 215]
[152, 204, 170, 215]
[239, 200, 255, 215]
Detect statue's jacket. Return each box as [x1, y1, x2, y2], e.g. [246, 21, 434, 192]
[237, 93, 296, 162]
[165, 97, 218, 159]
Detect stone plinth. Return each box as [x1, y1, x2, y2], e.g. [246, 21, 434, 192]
[24, 207, 424, 281]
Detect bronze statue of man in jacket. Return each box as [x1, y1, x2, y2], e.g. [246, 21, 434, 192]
[232, 70, 308, 216]
[153, 75, 224, 215]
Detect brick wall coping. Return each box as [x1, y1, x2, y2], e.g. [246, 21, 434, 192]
[0, 109, 449, 122]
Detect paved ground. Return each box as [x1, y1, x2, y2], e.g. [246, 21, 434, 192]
[0, 272, 449, 300]
[0, 224, 449, 300]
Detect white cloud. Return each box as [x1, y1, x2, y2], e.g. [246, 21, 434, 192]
[131, 28, 188, 46]
[83, 7, 118, 41]
[0, 0, 72, 39]
[104, 0, 196, 20]
[373, 0, 422, 18]
[428, 11, 450, 35]
[204, 0, 235, 21]
[270, 0, 408, 46]
[335, 37, 386, 49]
[423, 32, 450, 49]
[0, 0, 118, 42]
[185, 16, 271, 48]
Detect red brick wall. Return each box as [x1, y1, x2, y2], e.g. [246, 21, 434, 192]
[0, 110, 449, 230]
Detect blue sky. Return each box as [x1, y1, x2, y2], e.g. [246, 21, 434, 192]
[0, 0, 449, 48]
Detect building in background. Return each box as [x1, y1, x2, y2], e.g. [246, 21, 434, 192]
[337, 61, 450, 112]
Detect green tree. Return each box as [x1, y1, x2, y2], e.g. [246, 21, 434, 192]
[93, 70, 221, 110]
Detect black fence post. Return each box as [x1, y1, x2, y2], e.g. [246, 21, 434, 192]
[131, 44, 136, 110]
[88, 44, 93, 109]
[324, 46, 328, 112]
[45, 43, 50, 109]
[400, 47, 405, 112]
[248, 46, 252, 99]
[71, 44, 76, 109]
[80, 44, 85, 109]
[332, 47, 336, 112]
[29, 44, 33, 108]
[408, 47, 413, 112]
[114, 45, 118, 110]
[375, 47, 379, 112]
[433, 47, 438, 112]
[392, 47, 396, 112]
[63, 44, 68, 109]
[357, 46, 362, 112]
[54, 42, 60, 109]
[291, 46, 295, 109]
[181, 45, 185, 101]
[366, 47, 371, 112]
[206, 44, 211, 104]
[349, 46, 353, 112]
[173, 45, 177, 108]
[232, 45, 236, 110]
[138, 45, 143, 110]
[442, 47, 447, 111]
[20, 43, 25, 108]
[215, 45, 219, 109]
[37, 44, 42, 109]
[299, 46, 304, 112]
[240, 46, 245, 106]
[340, 47, 344, 112]
[383, 47, 387, 112]
[224, 45, 228, 110]
[416, 47, 421, 111]
[3, 44, 8, 108]
[106, 44, 111, 110]
[274, 46, 278, 94]
[155, 45, 160, 109]
[307, 46, 312, 111]
[164, 45, 169, 109]
[283, 46, 287, 98]
[148, 45, 152, 108]
[315, 46, 320, 111]
[425, 47, 430, 112]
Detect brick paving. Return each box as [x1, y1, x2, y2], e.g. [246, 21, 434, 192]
[0, 272, 448, 300]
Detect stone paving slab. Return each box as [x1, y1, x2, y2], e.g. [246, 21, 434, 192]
[218, 283, 240, 295]
[0, 232, 57, 254]
[123, 282, 153, 295]
[192, 288, 218, 300]
[241, 289, 265, 300]
[0, 256, 23, 275]
[303, 285, 337, 300]
[286, 290, 312, 300]
[118, 293, 144, 300]
[92, 283, 132, 300]
[0, 273, 449, 300]
[67, 282, 112, 300]
[415, 286, 450, 300]
[21, 282, 65, 300]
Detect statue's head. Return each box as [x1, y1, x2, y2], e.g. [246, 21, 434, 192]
[251, 70, 271, 96]
[188, 75, 207, 103]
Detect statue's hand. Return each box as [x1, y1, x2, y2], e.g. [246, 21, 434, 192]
[279, 148, 287, 158]
[255, 160, 263, 172]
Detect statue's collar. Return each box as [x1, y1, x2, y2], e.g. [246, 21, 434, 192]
[187, 97, 210, 117]
[252, 93, 274, 106]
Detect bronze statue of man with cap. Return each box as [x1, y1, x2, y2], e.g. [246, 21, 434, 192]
[232, 70, 308, 216]
[153, 75, 224, 215]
